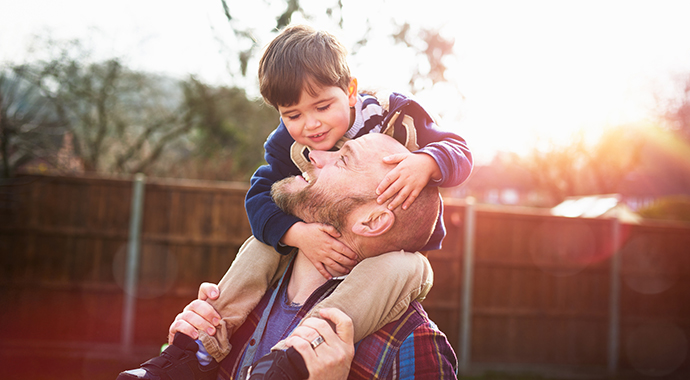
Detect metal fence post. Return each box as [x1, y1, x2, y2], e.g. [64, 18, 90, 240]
[459, 197, 476, 374]
[122, 173, 146, 351]
[607, 215, 622, 373]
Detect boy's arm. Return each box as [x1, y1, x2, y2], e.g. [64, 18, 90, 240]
[375, 94, 473, 210]
[246, 124, 358, 272]
[245, 125, 303, 255]
[390, 92, 474, 188]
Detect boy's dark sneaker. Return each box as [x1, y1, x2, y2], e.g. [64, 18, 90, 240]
[116, 332, 218, 380]
[248, 347, 309, 380]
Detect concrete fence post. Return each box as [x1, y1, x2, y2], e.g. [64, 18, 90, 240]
[122, 173, 146, 351]
[459, 197, 476, 374]
[607, 215, 622, 373]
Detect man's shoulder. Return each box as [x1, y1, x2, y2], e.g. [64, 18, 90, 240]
[360, 301, 445, 347]
[350, 302, 458, 379]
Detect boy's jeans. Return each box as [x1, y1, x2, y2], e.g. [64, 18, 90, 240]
[199, 236, 433, 362]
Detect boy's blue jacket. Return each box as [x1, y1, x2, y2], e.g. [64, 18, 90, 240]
[246, 92, 473, 255]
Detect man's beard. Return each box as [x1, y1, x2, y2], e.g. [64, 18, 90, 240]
[271, 175, 370, 232]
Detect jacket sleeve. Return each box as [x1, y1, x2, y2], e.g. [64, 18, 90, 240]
[389, 93, 473, 188]
[245, 124, 303, 255]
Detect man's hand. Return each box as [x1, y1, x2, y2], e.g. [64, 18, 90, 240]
[283, 308, 354, 380]
[282, 222, 358, 279]
[376, 152, 440, 210]
[168, 282, 221, 344]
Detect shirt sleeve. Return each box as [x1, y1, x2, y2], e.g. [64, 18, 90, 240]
[395, 322, 458, 379]
[388, 93, 473, 188]
[245, 124, 303, 254]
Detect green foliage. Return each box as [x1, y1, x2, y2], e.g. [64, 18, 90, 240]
[162, 78, 278, 181]
[638, 195, 690, 223]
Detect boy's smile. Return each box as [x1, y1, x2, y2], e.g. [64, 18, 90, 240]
[278, 79, 358, 151]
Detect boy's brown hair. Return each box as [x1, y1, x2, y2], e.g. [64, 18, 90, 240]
[258, 24, 351, 108]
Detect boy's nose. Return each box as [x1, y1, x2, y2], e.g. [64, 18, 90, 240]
[305, 115, 321, 130]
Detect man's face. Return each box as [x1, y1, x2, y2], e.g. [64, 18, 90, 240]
[271, 135, 393, 229]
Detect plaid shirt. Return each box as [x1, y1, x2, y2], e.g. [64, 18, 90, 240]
[217, 272, 457, 380]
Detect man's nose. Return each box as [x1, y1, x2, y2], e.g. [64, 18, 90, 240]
[308, 150, 335, 168]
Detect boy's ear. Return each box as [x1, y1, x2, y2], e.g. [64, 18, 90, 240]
[351, 207, 394, 237]
[348, 78, 358, 107]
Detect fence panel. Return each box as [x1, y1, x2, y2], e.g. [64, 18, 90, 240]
[1, 174, 689, 377]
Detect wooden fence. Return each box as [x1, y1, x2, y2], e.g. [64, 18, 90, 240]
[1, 174, 688, 378]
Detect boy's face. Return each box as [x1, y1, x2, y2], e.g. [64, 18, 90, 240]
[278, 79, 358, 151]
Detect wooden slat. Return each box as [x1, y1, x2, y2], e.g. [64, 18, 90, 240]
[1, 174, 689, 374]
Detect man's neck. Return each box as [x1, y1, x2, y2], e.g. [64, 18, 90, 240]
[286, 252, 330, 305]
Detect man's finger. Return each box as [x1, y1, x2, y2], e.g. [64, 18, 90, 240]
[284, 335, 317, 362]
[318, 308, 354, 344]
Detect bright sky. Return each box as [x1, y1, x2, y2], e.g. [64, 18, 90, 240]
[2, 0, 690, 164]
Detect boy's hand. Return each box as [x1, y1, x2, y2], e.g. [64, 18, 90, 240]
[376, 152, 441, 210]
[282, 222, 359, 279]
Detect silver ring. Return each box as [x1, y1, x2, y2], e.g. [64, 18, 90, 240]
[310, 335, 325, 349]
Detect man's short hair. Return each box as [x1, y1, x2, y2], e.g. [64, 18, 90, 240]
[258, 24, 351, 108]
[272, 176, 439, 254]
[380, 186, 440, 253]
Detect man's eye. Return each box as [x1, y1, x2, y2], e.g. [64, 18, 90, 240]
[338, 155, 346, 166]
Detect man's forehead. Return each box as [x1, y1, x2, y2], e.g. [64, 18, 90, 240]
[341, 137, 378, 160]
[343, 135, 400, 161]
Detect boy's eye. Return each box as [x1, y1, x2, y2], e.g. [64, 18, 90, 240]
[286, 114, 300, 121]
[317, 104, 331, 112]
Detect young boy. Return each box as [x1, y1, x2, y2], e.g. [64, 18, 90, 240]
[118, 24, 472, 380]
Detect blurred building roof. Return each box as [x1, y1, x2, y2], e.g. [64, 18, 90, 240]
[551, 194, 642, 223]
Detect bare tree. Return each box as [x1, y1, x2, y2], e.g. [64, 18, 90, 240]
[663, 74, 690, 142]
[11, 40, 196, 174]
[517, 126, 645, 206]
[216, 0, 457, 96]
[585, 125, 644, 194]
[0, 69, 65, 178]
[520, 133, 590, 205]
[392, 22, 457, 94]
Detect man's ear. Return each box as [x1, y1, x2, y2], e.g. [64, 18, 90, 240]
[351, 208, 394, 237]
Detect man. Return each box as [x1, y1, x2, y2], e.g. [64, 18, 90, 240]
[124, 134, 457, 379]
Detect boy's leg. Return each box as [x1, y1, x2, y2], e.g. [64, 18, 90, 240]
[199, 236, 291, 362]
[273, 250, 433, 350]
